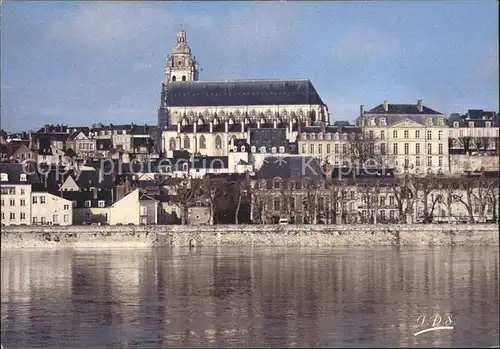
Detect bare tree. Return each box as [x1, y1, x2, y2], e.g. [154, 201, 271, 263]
[356, 182, 382, 224]
[234, 176, 250, 225]
[485, 177, 499, 222]
[201, 175, 226, 225]
[171, 175, 202, 225]
[472, 137, 489, 154]
[303, 178, 321, 224]
[458, 136, 473, 155]
[390, 174, 416, 223]
[452, 177, 475, 223]
[414, 175, 440, 223]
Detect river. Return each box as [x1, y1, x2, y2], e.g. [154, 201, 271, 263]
[1, 247, 499, 348]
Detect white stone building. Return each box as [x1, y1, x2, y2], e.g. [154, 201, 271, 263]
[356, 100, 449, 175]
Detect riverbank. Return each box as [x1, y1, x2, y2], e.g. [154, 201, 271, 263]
[1, 224, 498, 248]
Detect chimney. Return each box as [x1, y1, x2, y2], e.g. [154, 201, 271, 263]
[209, 121, 213, 133]
[241, 121, 245, 133]
[383, 100, 388, 112]
[360, 105, 364, 116]
[417, 99, 423, 112]
[224, 121, 228, 133]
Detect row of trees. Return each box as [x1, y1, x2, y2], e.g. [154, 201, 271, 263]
[168, 173, 498, 225]
[451, 136, 499, 155]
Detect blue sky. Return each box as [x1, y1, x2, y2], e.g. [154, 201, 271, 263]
[1, 1, 498, 132]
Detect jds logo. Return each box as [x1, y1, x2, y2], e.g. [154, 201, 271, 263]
[413, 314, 454, 336]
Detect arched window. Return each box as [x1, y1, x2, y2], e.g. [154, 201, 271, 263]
[215, 135, 222, 149]
[169, 138, 176, 151]
[199, 135, 206, 149]
[182, 75, 186, 81]
[251, 146, 256, 153]
[230, 136, 236, 145]
[172, 76, 176, 81]
[183, 136, 190, 149]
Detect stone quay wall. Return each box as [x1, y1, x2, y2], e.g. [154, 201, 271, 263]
[1, 224, 498, 249]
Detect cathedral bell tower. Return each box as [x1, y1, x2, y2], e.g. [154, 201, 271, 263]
[163, 30, 199, 83]
[157, 30, 200, 154]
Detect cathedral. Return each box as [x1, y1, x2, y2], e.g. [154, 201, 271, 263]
[158, 30, 329, 158]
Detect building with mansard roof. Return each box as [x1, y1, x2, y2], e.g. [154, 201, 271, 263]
[157, 30, 329, 158]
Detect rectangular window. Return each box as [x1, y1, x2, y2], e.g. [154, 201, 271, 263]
[438, 143, 443, 155]
[438, 156, 443, 167]
[309, 144, 314, 153]
[33, 217, 37, 224]
[327, 144, 331, 153]
[20, 188, 25, 195]
[404, 157, 409, 168]
[9, 199, 15, 206]
[20, 212, 26, 220]
[41, 217, 46, 224]
[33, 196, 38, 204]
[393, 143, 398, 155]
[301, 144, 306, 153]
[404, 130, 409, 139]
[273, 198, 280, 211]
[416, 156, 421, 167]
[1, 212, 4, 220]
[9, 212, 15, 220]
[380, 196, 386, 206]
[389, 196, 395, 206]
[404, 143, 409, 155]
[318, 144, 323, 154]
[334, 144, 339, 154]
[416, 143, 421, 154]
[64, 215, 69, 223]
[20, 199, 25, 206]
[427, 156, 432, 166]
[427, 143, 432, 155]
[427, 131, 432, 140]
[342, 144, 347, 154]
[393, 130, 398, 139]
[380, 130, 385, 139]
[40, 196, 46, 204]
[380, 143, 386, 155]
[390, 211, 395, 220]
[53, 215, 58, 223]
[0, 199, 3, 206]
[64, 204, 69, 210]
[438, 131, 443, 140]
[415, 130, 420, 138]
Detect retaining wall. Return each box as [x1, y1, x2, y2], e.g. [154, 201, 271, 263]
[1, 224, 498, 248]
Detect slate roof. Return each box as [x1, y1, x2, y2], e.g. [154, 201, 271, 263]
[249, 128, 289, 151]
[96, 139, 112, 151]
[65, 148, 78, 158]
[61, 189, 114, 208]
[0, 163, 41, 184]
[165, 79, 325, 107]
[255, 156, 323, 181]
[447, 110, 499, 127]
[366, 103, 442, 115]
[38, 148, 53, 156]
[132, 137, 154, 149]
[329, 166, 396, 182]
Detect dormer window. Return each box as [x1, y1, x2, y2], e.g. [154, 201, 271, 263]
[241, 146, 246, 152]
[453, 121, 459, 128]
[198, 119, 203, 125]
[251, 146, 256, 153]
[318, 133, 323, 140]
[72, 201, 77, 208]
[325, 133, 331, 140]
[20, 174, 27, 182]
[310, 133, 315, 140]
[165, 166, 172, 173]
[334, 133, 339, 140]
[271, 147, 277, 154]
[380, 118, 386, 126]
[0, 173, 8, 181]
[260, 146, 266, 153]
[98, 200, 105, 208]
[486, 122, 491, 128]
[301, 133, 307, 140]
[426, 118, 433, 126]
[182, 163, 188, 171]
[84, 200, 91, 208]
[469, 122, 474, 128]
[369, 118, 375, 126]
[279, 146, 285, 153]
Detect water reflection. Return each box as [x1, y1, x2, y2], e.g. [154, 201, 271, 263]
[1, 247, 498, 348]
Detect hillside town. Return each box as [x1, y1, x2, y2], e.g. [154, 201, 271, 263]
[1, 31, 499, 227]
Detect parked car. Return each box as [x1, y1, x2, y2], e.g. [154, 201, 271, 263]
[278, 218, 289, 225]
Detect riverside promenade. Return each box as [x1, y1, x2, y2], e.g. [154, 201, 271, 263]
[1, 224, 498, 248]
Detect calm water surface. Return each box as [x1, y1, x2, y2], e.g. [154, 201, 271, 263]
[1, 246, 499, 348]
